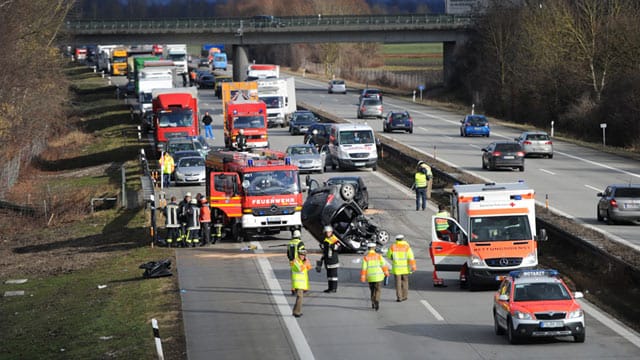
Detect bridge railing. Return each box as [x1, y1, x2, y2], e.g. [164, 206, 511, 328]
[66, 14, 474, 32]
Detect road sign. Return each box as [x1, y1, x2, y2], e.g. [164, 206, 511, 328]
[418, 85, 425, 91]
[600, 123, 607, 129]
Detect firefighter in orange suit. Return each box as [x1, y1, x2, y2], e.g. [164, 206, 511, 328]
[291, 249, 312, 318]
[360, 242, 389, 311]
[387, 234, 417, 302]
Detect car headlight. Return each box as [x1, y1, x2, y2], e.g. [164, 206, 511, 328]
[514, 311, 532, 320]
[470, 254, 485, 266]
[568, 309, 583, 319]
[522, 251, 538, 266]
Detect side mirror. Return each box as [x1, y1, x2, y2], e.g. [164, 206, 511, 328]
[537, 228, 548, 241]
[498, 294, 509, 302]
[514, 138, 519, 141]
[596, 192, 603, 197]
[574, 291, 584, 299]
[242, 179, 250, 189]
[481, 148, 487, 152]
[460, 119, 465, 123]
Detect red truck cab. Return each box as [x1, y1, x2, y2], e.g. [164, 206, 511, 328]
[224, 100, 268, 150]
[152, 88, 199, 152]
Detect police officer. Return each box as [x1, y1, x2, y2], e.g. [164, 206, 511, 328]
[291, 249, 312, 318]
[414, 161, 433, 211]
[321, 225, 340, 293]
[387, 234, 417, 302]
[360, 242, 389, 311]
[164, 196, 181, 247]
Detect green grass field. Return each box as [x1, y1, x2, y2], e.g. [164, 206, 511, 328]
[382, 43, 443, 55]
[382, 43, 443, 68]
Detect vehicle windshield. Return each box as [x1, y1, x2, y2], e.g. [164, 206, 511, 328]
[615, 188, 640, 197]
[392, 113, 408, 121]
[363, 99, 380, 106]
[513, 282, 571, 301]
[158, 110, 194, 128]
[467, 117, 488, 126]
[243, 170, 300, 196]
[469, 215, 532, 242]
[233, 115, 265, 129]
[339, 130, 374, 145]
[168, 54, 185, 61]
[526, 134, 550, 141]
[140, 93, 153, 103]
[168, 143, 195, 153]
[260, 96, 283, 109]
[332, 80, 345, 85]
[293, 114, 315, 124]
[288, 146, 318, 155]
[178, 157, 204, 168]
[113, 57, 127, 63]
[214, 55, 225, 62]
[495, 143, 521, 152]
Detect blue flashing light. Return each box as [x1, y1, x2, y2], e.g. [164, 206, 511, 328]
[518, 179, 525, 183]
[233, 109, 238, 115]
[283, 210, 289, 214]
[472, 196, 482, 202]
[285, 157, 291, 165]
[509, 269, 558, 278]
[247, 159, 254, 167]
[259, 109, 264, 114]
[513, 195, 522, 200]
[258, 210, 265, 216]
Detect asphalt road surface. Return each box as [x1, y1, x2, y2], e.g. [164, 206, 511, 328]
[292, 76, 640, 251]
[113, 69, 639, 359]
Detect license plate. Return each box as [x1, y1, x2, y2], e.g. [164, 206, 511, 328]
[540, 321, 563, 328]
[624, 203, 639, 209]
[503, 156, 515, 159]
[474, 127, 483, 131]
[354, 162, 365, 167]
[267, 217, 281, 222]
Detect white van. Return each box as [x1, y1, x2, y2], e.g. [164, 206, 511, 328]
[327, 123, 378, 171]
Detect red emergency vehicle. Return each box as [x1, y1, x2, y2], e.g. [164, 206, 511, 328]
[205, 149, 303, 241]
[152, 87, 199, 152]
[224, 98, 268, 150]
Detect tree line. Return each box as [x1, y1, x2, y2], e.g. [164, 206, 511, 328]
[456, 0, 640, 148]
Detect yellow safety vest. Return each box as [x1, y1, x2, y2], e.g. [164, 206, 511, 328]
[435, 211, 450, 231]
[361, 251, 389, 283]
[291, 257, 311, 290]
[414, 172, 427, 188]
[161, 155, 174, 174]
[387, 240, 416, 275]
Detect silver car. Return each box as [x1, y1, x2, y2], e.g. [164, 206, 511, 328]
[515, 131, 553, 158]
[597, 184, 640, 224]
[286, 144, 325, 173]
[357, 98, 383, 119]
[328, 79, 347, 94]
[174, 156, 206, 185]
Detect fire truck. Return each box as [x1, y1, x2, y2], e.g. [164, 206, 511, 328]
[224, 98, 268, 150]
[205, 149, 303, 241]
[152, 87, 199, 152]
[430, 182, 547, 290]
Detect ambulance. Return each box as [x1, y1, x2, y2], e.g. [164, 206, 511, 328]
[430, 182, 547, 290]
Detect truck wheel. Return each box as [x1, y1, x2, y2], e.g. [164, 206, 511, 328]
[467, 269, 478, 291]
[340, 183, 356, 201]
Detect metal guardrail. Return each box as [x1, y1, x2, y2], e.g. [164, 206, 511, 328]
[66, 14, 474, 32]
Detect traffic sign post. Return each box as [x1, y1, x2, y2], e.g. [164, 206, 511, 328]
[550, 121, 555, 138]
[600, 123, 607, 146]
[418, 85, 425, 100]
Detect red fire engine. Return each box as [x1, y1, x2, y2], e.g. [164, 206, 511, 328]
[224, 98, 268, 150]
[205, 149, 303, 241]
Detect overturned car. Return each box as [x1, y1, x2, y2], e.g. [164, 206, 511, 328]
[301, 177, 389, 252]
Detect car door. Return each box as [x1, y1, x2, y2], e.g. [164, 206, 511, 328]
[482, 143, 494, 165]
[430, 216, 471, 280]
[207, 172, 242, 218]
[494, 279, 512, 327]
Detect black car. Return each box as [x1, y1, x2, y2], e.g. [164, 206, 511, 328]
[303, 123, 332, 149]
[289, 111, 318, 135]
[302, 179, 388, 252]
[198, 74, 215, 89]
[383, 111, 413, 133]
[198, 58, 210, 68]
[482, 141, 525, 171]
[324, 176, 369, 210]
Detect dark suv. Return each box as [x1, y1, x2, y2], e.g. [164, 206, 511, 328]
[303, 123, 332, 149]
[597, 184, 640, 224]
[481, 141, 525, 171]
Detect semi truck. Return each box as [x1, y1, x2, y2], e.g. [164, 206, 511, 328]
[111, 47, 128, 76]
[163, 44, 188, 75]
[246, 64, 279, 80]
[430, 182, 547, 290]
[257, 78, 296, 128]
[136, 61, 175, 118]
[220, 81, 259, 120]
[96, 45, 122, 73]
[152, 87, 199, 152]
[204, 149, 303, 242]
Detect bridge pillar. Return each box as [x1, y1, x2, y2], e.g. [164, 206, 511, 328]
[443, 41, 462, 88]
[233, 45, 249, 82]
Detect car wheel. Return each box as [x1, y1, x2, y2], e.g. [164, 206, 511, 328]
[489, 160, 496, 171]
[372, 164, 377, 171]
[376, 230, 390, 245]
[409, 128, 413, 134]
[574, 330, 586, 343]
[460, 129, 464, 137]
[507, 317, 520, 344]
[606, 210, 616, 225]
[596, 206, 603, 221]
[340, 183, 356, 201]
[494, 311, 505, 335]
[357, 114, 362, 119]
[482, 157, 487, 169]
[519, 165, 525, 172]
[467, 269, 478, 291]
[548, 153, 554, 159]
[487, 134, 490, 138]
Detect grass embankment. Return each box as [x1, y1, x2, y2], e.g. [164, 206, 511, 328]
[381, 43, 442, 70]
[0, 65, 184, 359]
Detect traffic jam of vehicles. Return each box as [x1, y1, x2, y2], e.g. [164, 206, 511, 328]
[73, 37, 640, 352]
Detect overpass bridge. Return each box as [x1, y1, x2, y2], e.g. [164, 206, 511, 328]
[67, 14, 475, 83]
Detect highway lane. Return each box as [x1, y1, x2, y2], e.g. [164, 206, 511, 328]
[292, 76, 640, 249]
[112, 71, 639, 358]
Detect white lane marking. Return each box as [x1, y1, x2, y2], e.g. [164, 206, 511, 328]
[539, 168, 556, 175]
[420, 300, 445, 321]
[468, 144, 481, 149]
[556, 150, 640, 179]
[252, 242, 315, 360]
[585, 184, 602, 192]
[579, 299, 640, 349]
[419, 126, 429, 132]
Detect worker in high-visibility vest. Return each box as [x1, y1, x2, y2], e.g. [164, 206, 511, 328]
[291, 248, 312, 318]
[159, 152, 175, 188]
[360, 242, 389, 311]
[387, 234, 417, 302]
[414, 161, 432, 211]
[432, 204, 452, 286]
[287, 230, 306, 295]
